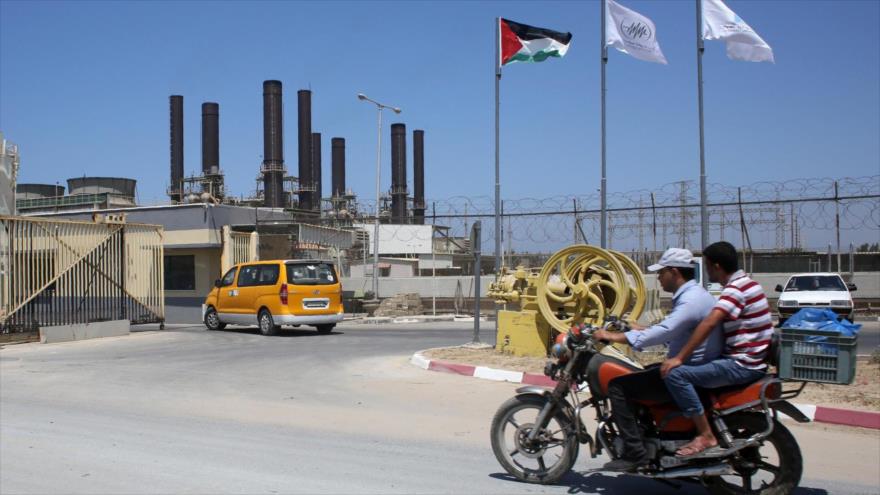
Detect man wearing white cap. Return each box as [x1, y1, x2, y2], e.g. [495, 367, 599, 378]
[593, 247, 724, 472]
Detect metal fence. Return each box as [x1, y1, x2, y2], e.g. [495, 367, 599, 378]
[355, 175, 879, 255]
[230, 231, 254, 266]
[0, 216, 165, 333]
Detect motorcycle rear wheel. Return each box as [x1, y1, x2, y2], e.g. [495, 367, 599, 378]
[490, 395, 579, 484]
[706, 412, 802, 495]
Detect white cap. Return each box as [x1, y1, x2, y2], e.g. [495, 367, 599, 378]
[648, 248, 697, 272]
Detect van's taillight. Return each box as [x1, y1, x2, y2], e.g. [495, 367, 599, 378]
[280, 283, 289, 305]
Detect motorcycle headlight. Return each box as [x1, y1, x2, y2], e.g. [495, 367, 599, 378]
[551, 341, 571, 363]
[778, 300, 798, 308]
[830, 300, 852, 307]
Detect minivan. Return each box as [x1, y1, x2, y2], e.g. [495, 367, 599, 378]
[203, 260, 343, 335]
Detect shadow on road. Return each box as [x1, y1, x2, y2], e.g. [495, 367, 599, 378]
[218, 327, 345, 338]
[489, 471, 830, 494]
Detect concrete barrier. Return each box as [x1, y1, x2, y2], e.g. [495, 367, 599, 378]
[40, 320, 130, 344]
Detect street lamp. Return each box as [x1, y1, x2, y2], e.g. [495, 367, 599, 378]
[358, 93, 401, 300]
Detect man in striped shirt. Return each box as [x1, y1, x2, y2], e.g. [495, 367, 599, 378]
[660, 241, 771, 457]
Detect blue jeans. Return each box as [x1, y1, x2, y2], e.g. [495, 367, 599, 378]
[664, 358, 765, 417]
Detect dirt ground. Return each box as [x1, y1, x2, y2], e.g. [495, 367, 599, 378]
[794, 360, 880, 412]
[422, 347, 880, 412]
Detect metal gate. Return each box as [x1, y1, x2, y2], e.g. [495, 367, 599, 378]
[0, 215, 165, 333]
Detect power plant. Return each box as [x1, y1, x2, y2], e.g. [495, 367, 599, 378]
[15, 79, 430, 225]
[155, 80, 429, 226]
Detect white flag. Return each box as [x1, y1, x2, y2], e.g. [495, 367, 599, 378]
[605, 0, 667, 64]
[702, 0, 774, 63]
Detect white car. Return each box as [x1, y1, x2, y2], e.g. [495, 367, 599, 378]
[775, 272, 857, 325]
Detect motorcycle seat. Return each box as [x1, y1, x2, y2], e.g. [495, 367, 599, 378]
[700, 376, 781, 412]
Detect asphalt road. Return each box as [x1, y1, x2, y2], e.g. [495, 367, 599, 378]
[1, 322, 878, 494]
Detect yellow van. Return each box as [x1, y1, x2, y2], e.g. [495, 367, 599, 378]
[202, 260, 343, 335]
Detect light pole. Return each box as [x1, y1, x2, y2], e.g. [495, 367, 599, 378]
[358, 93, 401, 300]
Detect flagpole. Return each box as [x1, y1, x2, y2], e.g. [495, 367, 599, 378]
[494, 17, 502, 341]
[696, 0, 709, 255]
[494, 18, 502, 274]
[600, 0, 608, 249]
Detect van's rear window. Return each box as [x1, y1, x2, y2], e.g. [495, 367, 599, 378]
[286, 263, 337, 285]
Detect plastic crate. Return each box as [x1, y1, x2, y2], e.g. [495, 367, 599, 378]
[778, 328, 857, 384]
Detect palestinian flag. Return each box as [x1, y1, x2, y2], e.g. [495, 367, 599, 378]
[500, 18, 572, 66]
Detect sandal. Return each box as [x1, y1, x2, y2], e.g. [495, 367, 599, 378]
[675, 439, 718, 457]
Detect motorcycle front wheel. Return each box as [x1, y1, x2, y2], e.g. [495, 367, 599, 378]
[706, 412, 803, 495]
[490, 394, 579, 484]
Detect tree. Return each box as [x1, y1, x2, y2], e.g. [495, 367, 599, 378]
[856, 243, 879, 252]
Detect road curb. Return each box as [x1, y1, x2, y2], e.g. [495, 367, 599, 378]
[409, 351, 880, 430]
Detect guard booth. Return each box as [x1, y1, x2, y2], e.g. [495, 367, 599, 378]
[0, 214, 165, 335]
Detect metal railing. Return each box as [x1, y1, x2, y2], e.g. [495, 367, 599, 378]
[0, 216, 165, 333]
[230, 231, 253, 266]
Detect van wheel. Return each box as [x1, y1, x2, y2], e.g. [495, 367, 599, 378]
[258, 309, 279, 336]
[205, 307, 226, 331]
[316, 324, 335, 334]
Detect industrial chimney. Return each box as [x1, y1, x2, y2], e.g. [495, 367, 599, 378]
[297, 89, 313, 211]
[413, 129, 425, 224]
[331, 137, 345, 199]
[311, 132, 322, 212]
[201, 102, 219, 176]
[169, 95, 184, 203]
[390, 123, 407, 223]
[261, 80, 285, 208]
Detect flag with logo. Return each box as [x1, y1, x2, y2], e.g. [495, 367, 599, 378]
[500, 18, 572, 66]
[605, 0, 667, 64]
[702, 0, 774, 63]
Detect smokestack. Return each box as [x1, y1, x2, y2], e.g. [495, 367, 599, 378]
[262, 80, 285, 208]
[331, 137, 345, 199]
[201, 102, 219, 176]
[413, 129, 425, 224]
[297, 89, 313, 211]
[390, 123, 407, 223]
[311, 132, 322, 211]
[169, 95, 184, 203]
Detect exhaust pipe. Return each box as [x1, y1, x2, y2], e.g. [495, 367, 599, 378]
[651, 463, 734, 479]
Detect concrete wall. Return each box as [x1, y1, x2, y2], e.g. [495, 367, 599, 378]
[417, 254, 454, 270]
[349, 259, 418, 278]
[40, 320, 130, 344]
[343, 275, 497, 298]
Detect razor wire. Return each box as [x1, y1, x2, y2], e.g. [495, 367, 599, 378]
[353, 175, 879, 254]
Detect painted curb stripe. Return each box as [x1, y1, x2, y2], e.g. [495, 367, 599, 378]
[814, 406, 880, 429]
[778, 404, 816, 422]
[428, 361, 476, 376]
[410, 353, 430, 370]
[474, 366, 524, 383]
[410, 353, 879, 430]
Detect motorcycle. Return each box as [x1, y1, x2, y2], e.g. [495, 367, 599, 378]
[490, 320, 810, 494]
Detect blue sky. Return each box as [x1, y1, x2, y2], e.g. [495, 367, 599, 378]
[1, 0, 878, 209]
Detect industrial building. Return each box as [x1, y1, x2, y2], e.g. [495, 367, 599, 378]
[9, 79, 451, 323]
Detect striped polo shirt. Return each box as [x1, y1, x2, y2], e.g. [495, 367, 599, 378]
[714, 270, 773, 370]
